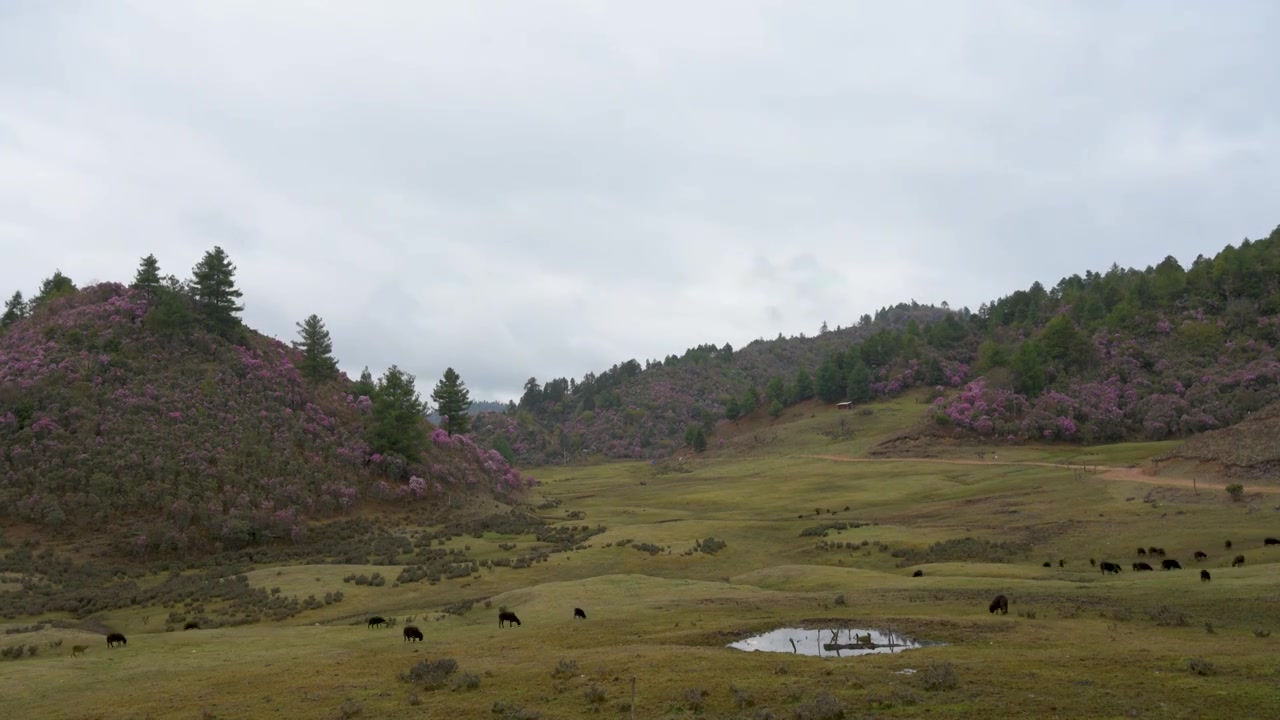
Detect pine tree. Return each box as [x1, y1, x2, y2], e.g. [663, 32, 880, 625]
[766, 376, 788, 405]
[368, 365, 427, 459]
[131, 254, 162, 294]
[190, 246, 244, 333]
[431, 367, 473, 436]
[519, 378, 542, 409]
[491, 436, 516, 463]
[815, 357, 845, 402]
[793, 368, 815, 401]
[847, 360, 872, 403]
[768, 399, 784, 418]
[1, 291, 28, 329]
[31, 270, 76, 308]
[740, 386, 761, 415]
[724, 397, 742, 421]
[691, 426, 708, 452]
[292, 314, 340, 382]
[352, 366, 376, 398]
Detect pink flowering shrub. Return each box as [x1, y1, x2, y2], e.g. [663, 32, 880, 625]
[0, 283, 534, 551]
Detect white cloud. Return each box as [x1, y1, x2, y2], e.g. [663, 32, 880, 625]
[1, 1, 1278, 400]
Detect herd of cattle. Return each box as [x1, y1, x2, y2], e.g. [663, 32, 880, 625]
[363, 607, 590, 642]
[981, 536, 1280, 615]
[1091, 536, 1278, 583]
[66, 538, 1279, 654]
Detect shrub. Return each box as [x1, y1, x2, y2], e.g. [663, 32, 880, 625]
[792, 691, 846, 719]
[583, 684, 607, 705]
[453, 673, 482, 691]
[399, 658, 459, 690]
[695, 537, 727, 555]
[1147, 606, 1189, 627]
[550, 659, 578, 679]
[1187, 658, 1215, 676]
[683, 688, 709, 713]
[1226, 483, 1245, 501]
[490, 700, 542, 720]
[920, 662, 959, 691]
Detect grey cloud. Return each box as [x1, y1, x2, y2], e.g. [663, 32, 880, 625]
[1, 2, 1278, 402]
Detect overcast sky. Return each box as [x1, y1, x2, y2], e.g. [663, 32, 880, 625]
[2, 2, 1277, 402]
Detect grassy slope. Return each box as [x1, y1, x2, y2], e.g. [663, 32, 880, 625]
[5, 395, 1280, 719]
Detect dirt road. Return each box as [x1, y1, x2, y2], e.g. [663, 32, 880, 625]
[802, 454, 1280, 495]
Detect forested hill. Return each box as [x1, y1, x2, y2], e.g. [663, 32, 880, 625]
[471, 303, 956, 463]
[472, 225, 1280, 465]
[0, 251, 536, 556]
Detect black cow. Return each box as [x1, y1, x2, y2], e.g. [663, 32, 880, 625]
[1265, 537, 1280, 546]
[1194, 551, 1207, 561]
[1133, 562, 1153, 571]
[989, 594, 1009, 615]
[1225, 540, 1232, 550]
[1089, 558, 1096, 567]
[1100, 561, 1122, 574]
[1058, 559, 1065, 568]
[106, 633, 127, 648]
[574, 608, 587, 620]
[1232, 555, 1245, 567]
[1161, 559, 1182, 570]
[498, 611, 521, 627]
[367, 616, 387, 629]
[403, 625, 423, 642]
[1200, 570, 1211, 582]
[1042, 562, 1051, 567]
[183, 621, 199, 630]
[912, 569, 924, 577]
[1137, 548, 1146, 556]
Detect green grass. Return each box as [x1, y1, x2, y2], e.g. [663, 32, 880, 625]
[4, 399, 1280, 718]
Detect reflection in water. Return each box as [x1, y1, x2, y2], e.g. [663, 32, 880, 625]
[727, 627, 941, 657]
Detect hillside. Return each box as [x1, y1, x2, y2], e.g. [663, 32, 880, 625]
[474, 224, 1280, 465]
[1154, 400, 1280, 481]
[0, 278, 535, 557]
[471, 303, 956, 464]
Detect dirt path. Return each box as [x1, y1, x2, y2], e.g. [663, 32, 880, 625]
[802, 454, 1280, 495]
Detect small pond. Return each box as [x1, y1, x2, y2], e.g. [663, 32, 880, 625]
[727, 627, 942, 657]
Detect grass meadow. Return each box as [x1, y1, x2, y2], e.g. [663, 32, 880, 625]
[4, 395, 1280, 719]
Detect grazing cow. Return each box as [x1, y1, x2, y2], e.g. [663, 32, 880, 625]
[1266, 537, 1280, 546]
[989, 594, 1009, 615]
[1042, 562, 1051, 567]
[1100, 561, 1122, 574]
[1161, 559, 1182, 570]
[72, 645, 87, 657]
[403, 625, 423, 642]
[1232, 555, 1245, 567]
[498, 611, 521, 627]
[574, 608, 587, 619]
[367, 616, 387, 629]
[1225, 540, 1232, 550]
[1194, 551, 1207, 561]
[1201, 570, 1211, 582]
[912, 569, 923, 577]
[184, 622, 199, 630]
[1133, 562, 1153, 571]
[106, 633, 127, 648]
[1137, 548, 1146, 556]
[1147, 546, 1159, 555]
